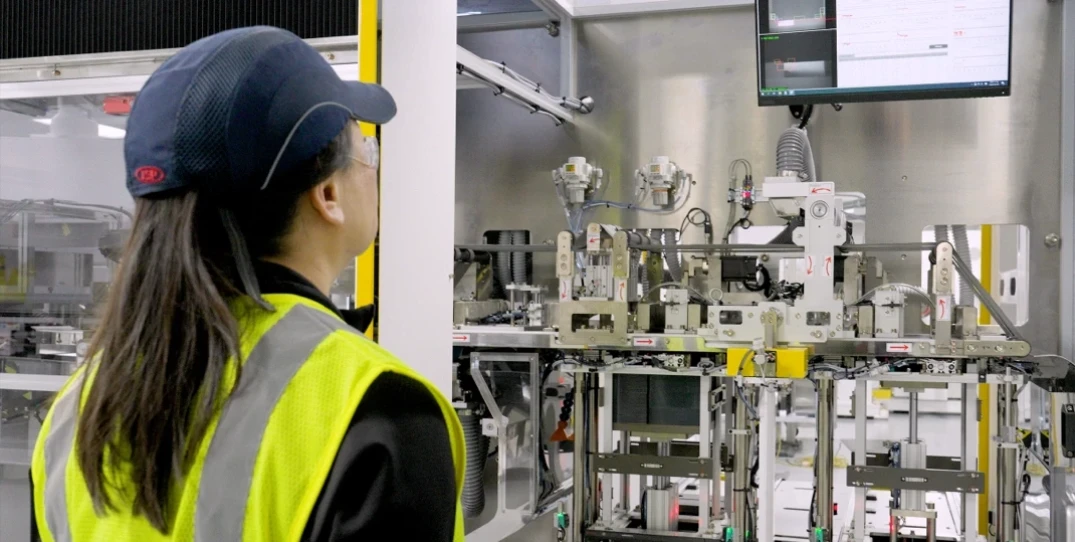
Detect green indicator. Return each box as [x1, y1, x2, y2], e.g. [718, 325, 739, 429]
[723, 527, 733, 541]
[762, 36, 780, 41]
[555, 512, 568, 529]
[815, 528, 824, 542]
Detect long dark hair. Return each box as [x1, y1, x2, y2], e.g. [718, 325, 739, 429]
[76, 124, 355, 531]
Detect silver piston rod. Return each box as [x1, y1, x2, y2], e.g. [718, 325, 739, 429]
[730, 383, 752, 542]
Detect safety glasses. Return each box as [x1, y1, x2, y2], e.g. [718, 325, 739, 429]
[349, 134, 380, 170]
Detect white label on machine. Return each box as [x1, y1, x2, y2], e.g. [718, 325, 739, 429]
[633, 337, 657, 347]
[936, 295, 953, 322]
[559, 278, 571, 301]
[614, 279, 628, 302]
[886, 343, 912, 353]
[452, 333, 472, 343]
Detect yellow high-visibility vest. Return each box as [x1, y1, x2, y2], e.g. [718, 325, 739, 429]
[31, 294, 466, 542]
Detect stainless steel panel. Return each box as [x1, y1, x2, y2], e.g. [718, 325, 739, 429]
[457, 2, 1064, 352]
[1062, 0, 1075, 366]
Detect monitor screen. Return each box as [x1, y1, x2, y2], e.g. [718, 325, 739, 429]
[756, 0, 1012, 106]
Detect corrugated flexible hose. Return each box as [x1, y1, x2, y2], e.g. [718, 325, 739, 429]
[776, 126, 817, 182]
[497, 231, 513, 289]
[460, 410, 489, 517]
[662, 230, 683, 282]
[950, 224, 975, 305]
[512, 230, 528, 286]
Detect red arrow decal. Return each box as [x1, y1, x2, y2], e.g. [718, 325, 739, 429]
[637, 339, 654, 345]
[453, 335, 470, 341]
[810, 186, 832, 194]
[938, 298, 947, 320]
[825, 256, 833, 277]
[806, 256, 814, 276]
[619, 282, 626, 300]
[890, 345, 909, 351]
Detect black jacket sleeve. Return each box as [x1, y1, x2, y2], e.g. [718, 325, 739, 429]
[303, 372, 457, 542]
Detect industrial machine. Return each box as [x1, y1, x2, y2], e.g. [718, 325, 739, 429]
[0, 196, 128, 467]
[452, 141, 1049, 541]
[449, 3, 1075, 540]
[1, 1, 1072, 542]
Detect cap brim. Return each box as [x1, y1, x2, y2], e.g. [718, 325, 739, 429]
[340, 80, 397, 125]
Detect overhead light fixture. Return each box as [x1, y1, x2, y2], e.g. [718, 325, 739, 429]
[32, 117, 126, 139]
[457, 11, 483, 16]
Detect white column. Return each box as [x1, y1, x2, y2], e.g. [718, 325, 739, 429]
[758, 387, 777, 542]
[379, 0, 457, 396]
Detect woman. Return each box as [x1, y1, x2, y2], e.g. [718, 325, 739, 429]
[31, 26, 465, 541]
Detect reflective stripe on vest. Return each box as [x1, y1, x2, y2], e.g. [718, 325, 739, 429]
[41, 304, 357, 540]
[195, 305, 340, 540]
[42, 371, 84, 542]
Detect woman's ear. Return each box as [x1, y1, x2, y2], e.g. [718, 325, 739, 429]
[308, 179, 346, 226]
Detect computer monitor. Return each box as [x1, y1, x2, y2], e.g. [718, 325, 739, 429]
[756, 0, 1012, 106]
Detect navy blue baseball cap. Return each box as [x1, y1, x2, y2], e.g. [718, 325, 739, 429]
[124, 25, 395, 199]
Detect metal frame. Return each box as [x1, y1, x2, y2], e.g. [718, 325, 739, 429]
[846, 466, 985, 494]
[537, 0, 752, 19]
[851, 379, 980, 542]
[456, 44, 575, 123]
[458, 11, 554, 33]
[0, 36, 359, 90]
[1062, 0, 1075, 367]
[0, 373, 68, 392]
[469, 351, 544, 517]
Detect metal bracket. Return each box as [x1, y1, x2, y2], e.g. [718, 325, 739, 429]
[846, 465, 984, 493]
[595, 453, 714, 479]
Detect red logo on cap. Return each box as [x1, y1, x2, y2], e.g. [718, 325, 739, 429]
[134, 166, 165, 185]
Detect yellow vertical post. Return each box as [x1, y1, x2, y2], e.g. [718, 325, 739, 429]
[355, 0, 378, 338]
[977, 224, 992, 533]
[979, 225, 993, 326]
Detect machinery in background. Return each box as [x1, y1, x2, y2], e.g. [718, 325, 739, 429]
[0, 198, 128, 466]
[449, 124, 1064, 542]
